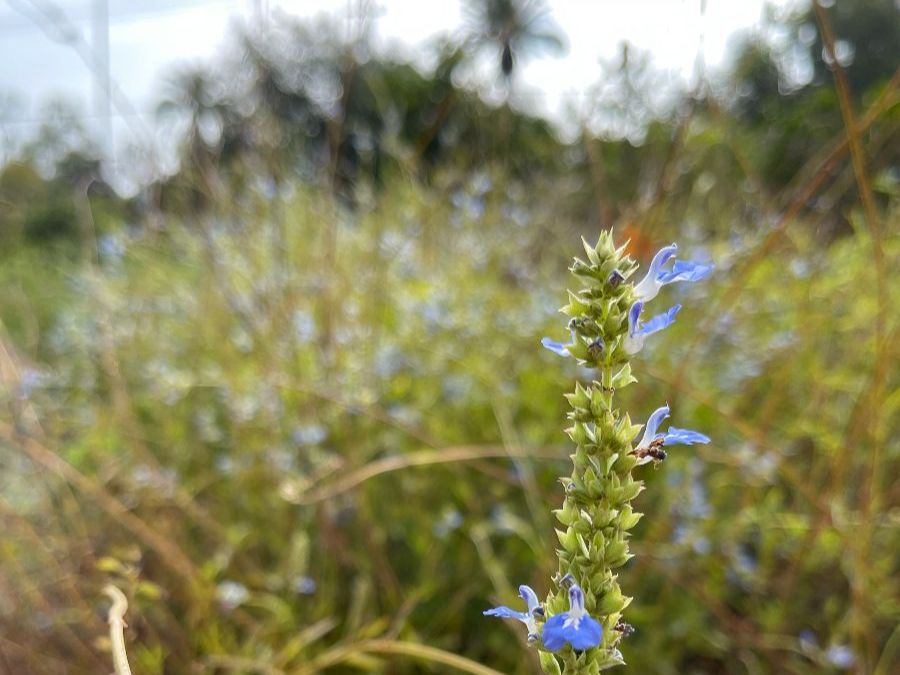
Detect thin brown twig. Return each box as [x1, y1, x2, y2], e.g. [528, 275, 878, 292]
[0, 421, 199, 583]
[672, 65, 898, 393]
[288, 444, 564, 505]
[775, 68, 900, 213]
[0, 635, 92, 675]
[0, 551, 99, 667]
[813, 2, 882, 238]
[0, 501, 98, 628]
[205, 655, 285, 675]
[290, 638, 506, 675]
[0, 644, 11, 675]
[813, 4, 889, 668]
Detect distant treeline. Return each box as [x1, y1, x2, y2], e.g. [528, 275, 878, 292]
[0, 0, 896, 249]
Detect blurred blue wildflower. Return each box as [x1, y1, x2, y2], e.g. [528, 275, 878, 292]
[292, 310, 317, 343]
[624, 301, 681, 355]
[799, 629, 818, 651]
[826, 645, 855, 670]
[541, 330, 576, 357]
[635, 404, 710, 464]
[16, 368, 45, 401]
[98, 232, 126, 265]
[634, 243, 713, 302]
[542, 582, 603, 652]
[484, 585, 543, 641]
[217, 580, 249, 610]
[433, 508, 464, 538]
[291, 424, 328, 447]
[292, 576, 317, 595]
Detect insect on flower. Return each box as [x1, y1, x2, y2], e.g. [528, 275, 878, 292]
[541, 579, 604, 652]
[633, 404, 710, 465]
[484, 585, 545, 642]
[633, 243, 713, 302]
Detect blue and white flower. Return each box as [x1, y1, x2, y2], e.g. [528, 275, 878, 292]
[634, 404, 710, 465]
[623, 301, 681, 355]
[541, 330, 576, 357]
[634, 243, 713, 302]
[484, 585, 544, 641]
[542, 582, 603, 652]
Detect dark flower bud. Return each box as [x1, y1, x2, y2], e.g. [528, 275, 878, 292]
[615, 621, 636, 637]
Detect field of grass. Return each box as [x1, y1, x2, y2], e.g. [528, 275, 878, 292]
[1, 164, 897, 673]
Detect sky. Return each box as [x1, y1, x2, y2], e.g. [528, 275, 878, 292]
[0, 0, 803, 170]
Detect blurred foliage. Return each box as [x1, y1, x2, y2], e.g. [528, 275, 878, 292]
[727, 0, 899, 219]
[0, 1, 899, 674]
[151, 16, 563, 211]
[0, 102, 126, 248]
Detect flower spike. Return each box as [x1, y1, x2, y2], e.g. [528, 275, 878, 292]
[541, 582, 603, 652]
[634, 243, 713, 302]
[515, 233, 715, 671]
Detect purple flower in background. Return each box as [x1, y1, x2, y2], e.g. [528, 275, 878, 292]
[292, 576, 317, 595]
[634, 404, 710, 465]
[217, 580, 249, 610]
[634, 243, 713, 302]
[825, 645, 855, 670]
[541, 582, 603, 652]
[624, 301, 681, 355]
[484, 585, 544, 641]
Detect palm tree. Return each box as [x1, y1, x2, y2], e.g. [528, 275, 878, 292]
[463, 0, 565, 80]
[157, 67, 231, 170]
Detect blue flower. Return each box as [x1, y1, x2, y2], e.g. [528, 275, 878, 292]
[484, 585, 543, 641]
[542, 582, 603, 652]
[541, 330, 576, 358]
[623, 301, 680, 355]
[634, 404, 710, 464]
[634, 243, 713, 302]
[825, 645, 855, 670]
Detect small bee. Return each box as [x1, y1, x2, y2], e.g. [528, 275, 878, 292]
[633, 437, 668, 463]
[646, 437, 668, 461]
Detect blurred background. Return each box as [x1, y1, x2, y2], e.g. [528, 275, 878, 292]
[0, 0, 898, 673]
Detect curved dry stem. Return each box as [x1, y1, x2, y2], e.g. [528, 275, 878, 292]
[103, 585, 133, 675]
[291, 639, 505, 675]
[205, 655, 284, 674]
[287, 445, 562, 505]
